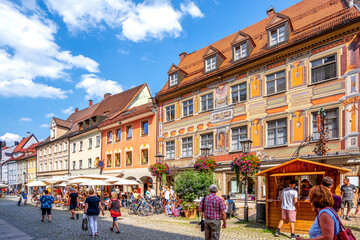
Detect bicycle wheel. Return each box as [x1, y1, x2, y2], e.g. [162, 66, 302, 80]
[31, 198, 37, 204]
[153, 202, 163, 214]
[128, 205, 136, 215]
[140, 204, 153, 216]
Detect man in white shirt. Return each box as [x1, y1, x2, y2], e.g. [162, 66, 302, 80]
[150, 186, 156, 198]
[275, 180, 298, 239]
[164, 187, 171, 204]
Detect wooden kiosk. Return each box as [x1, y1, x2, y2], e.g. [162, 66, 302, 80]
[255, 158, 350, 234]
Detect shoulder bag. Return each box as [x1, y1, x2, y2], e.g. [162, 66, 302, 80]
[82, 213, 88, 231]
[200, 196, 206, 232]
[317, 207, 356, 240]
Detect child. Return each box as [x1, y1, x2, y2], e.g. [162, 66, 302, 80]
[21, 191, 28, 205]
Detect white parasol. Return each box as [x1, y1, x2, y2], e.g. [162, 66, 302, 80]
[80, 179, 111, 186]
[0, 183, 8, 188]
[68, 175, 109, 180]
[26, 181, 48, 187]
[112, 179, 139, 185]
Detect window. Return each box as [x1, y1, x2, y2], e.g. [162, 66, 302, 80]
[59, 161, 62, 170]
[182, 137, 193, 157]
[166, 141, 175, 159]
[43, 148, 46, 156]
[126, 125, 133, 139]
[169, 73, 178, 86]
[88, 138, 92, 149]
[311, 55, 337, 84]
[49, 147, 52, 154]
[106, 154, 112, 168]
[183, 99, 193, 117]
[107, 131, 113, 143]
[65, 160, 68, 169]
[88, 158, 92, 168]
[201, 133, 214, 154]
[79, 160, 82, 169]
[201, 93, 214, 111]
[231, 82, 247, 103]
[39, 150, 42, 157]
[49, 162, 52, 171]
[54, 145, 57, 153]
[59, 144, 62, 152]
[231, 126, 248, 151]
[141, 149, 149, 165]
[116, 129, 121, 142]
[115, 153, 121, 167]
[51, 129, 55, 138]
[72, 143, 76, 153]
[95, 136, 100, 147]
[64, 143, 67, 151]
[141, 120, 149, 135]
[266, 70, 286, 95]
[72, 161, 76, 170]
[79, 141, 83, 151]
[54, 161, 58, 170]
[270, 26, 285, 46]
[40, 164, 42, 172]
[267, 119, 287, 146]
[205, 56, 216, 72]
[234, 43, 247, 61]
[126, 152, 132, 166]
[165, 105, 175, 122]
[312, 109, 338, 140]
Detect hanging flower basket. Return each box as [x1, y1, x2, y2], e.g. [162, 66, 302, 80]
[194, 156, 217, 173]
[230, 154, 261, 190]
[148, 161, 171, 179]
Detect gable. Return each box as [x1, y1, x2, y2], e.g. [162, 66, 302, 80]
[126, 85, 152, 110]
[203, 45, 225, 60]
[22, 136, 38, 149]
[266, 13, 292, 30]
[231, 31, 255, 47]
[168, 64, 179, 74]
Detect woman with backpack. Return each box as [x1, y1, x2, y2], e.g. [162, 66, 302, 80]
[296, 185, 354, 240]
[108, 192, 121, 234]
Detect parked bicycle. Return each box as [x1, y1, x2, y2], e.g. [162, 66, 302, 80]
[30, 194, 39, 204]
[128, 197, 153, 216]
[146, 196, 164, 214]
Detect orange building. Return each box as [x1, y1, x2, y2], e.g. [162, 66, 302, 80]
[100, 86, 156, 194]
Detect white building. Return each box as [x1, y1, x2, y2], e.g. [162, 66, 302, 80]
[1, 144, 17, 184]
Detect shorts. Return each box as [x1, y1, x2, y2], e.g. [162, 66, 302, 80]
[282, 209, 296, 223]
[357, 201, 360, 206]
[41, 208, 51, 215]
[69, 203, 77, 210]
[341, 200, 353, 209]
[113, 217, 117, 221]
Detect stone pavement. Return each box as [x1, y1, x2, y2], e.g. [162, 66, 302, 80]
[0, 195, 359, 240]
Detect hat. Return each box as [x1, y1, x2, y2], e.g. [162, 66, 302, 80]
[209, 184, 218, 193]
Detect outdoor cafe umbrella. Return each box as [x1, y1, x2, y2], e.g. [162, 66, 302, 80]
[80, 179, 111, 186]
[68, 175, 109, 180]
[112, 179, 139, 186]
[26, 181, 48, 187]
[0, 183, 8, 188]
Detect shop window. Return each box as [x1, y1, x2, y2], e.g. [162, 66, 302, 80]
[126, 151, 132, 166]
[115, 153, 121, 167]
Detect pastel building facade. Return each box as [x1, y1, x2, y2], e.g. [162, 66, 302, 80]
[155, 0, 360, 199]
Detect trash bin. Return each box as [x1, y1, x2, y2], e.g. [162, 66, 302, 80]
[256, 200, 266, 223]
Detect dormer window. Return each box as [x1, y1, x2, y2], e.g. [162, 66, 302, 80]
[270, 26, 285, 46]
[234, 43, 247, 61]
[169, 73, 178, 87]
[205, 56, 216, 72]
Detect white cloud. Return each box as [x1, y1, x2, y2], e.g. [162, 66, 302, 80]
[44, 0, 203, 42]
[76, 74, 123, 100]
[19, 117, 32, 122]
[180, 2, 204, 18]
[62, 106, 74, 115]
[0, 132, 22, 146]
[45, 112, 55, 118]
[40, 123, 49, 128]
[117, 48, 130, 55]
[0, 1, 99, 99]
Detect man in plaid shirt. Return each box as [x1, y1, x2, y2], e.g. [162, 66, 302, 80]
[199, 184, 226, 240]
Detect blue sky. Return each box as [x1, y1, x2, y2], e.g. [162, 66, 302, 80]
[0, 0, 301, 146]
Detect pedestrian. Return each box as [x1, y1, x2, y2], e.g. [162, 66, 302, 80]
[39, 189, 55, 223]
[199, 184, 226, 240]
[69, 188, 79, 220]
[84, 188, 105, 237]
[275, 180, 298, 239]
[21, 191, 28, 205]
[145, 188, 151, 199]
[340, 178, 357, 221]
[295, 185, 340, 240]
[354, 186, 360, 217]
[150, 186, 155, 199]
[321, 176, 341, 212]
[164, 187, 171, 204]
[108, 192, 121, 234]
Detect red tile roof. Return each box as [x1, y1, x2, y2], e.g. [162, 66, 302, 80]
[156, 0, 360, 98]
[13, 135, 32, 153]
[53, 117, 73, 129]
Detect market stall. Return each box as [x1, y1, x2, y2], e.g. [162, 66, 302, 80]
[255, 158, 350, 234]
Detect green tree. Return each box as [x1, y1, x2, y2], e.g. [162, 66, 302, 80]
[174, 170, 215, 202]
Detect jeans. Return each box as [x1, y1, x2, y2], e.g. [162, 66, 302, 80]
[166, 205, 172, 215]
[88, 215, 98, 235]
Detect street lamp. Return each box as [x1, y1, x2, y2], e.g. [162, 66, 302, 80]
[200, 147, 210, 158]
[154, 154, 165, 195]
[240, 138, 253, 222]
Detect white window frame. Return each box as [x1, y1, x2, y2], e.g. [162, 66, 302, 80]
[231, 82, 247, 103]
[267, 118, 287, 147]
[231, 126, 248, 151]
[182, 137, 193, 157]
[88, 138, 92, 149]
[201, 133, 213, 154]
[72, 143, 76, 153]
[311, 109, 339, 140]
[165, 105, 175, 122]
[79, 141, 83, 151]
[166, 141, 175, 159]
[234, 42, 247, 61]
[169, 72, 178, 86]
[270, 25, 285, 46]
[310, 54, 337, 84]
[95, 136, 100, 147]
[182, 99, 193, 117]
[88, 158, 92, 168]
[266, 70, 286, 95]
[205, 56, 217, 72]
[79, 160, 83, 169]
[201, 93, 214, 112]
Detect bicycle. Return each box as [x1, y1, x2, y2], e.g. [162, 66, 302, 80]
[30, 194, 39, 204]
[146, 196, 164, 214]
[128, 197, 153, 216]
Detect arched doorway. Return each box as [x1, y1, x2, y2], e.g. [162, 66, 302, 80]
[126, 176, 139, 193]
[140, 176, 153, 195]
[228, 177, 255, 200]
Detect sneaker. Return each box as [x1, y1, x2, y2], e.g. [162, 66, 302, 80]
[346, 216, 351, 221]
[290, 233, 296, 239]
[274, 230, 280, 237]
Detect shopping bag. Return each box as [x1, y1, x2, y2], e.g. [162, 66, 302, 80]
[82, 214, 88, 231]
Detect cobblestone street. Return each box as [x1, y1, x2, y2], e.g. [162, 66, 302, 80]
[0, 196, 359, 240]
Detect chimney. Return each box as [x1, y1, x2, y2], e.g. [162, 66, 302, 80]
[179, 52, 187, 62]
[104, 93, 112, 99]
[27, 132, 30, 137]
[75, 108, 79, 113]
[266, 6, 275, 17]
[89, 99, 93, 107]
[14, 141, 19, 146]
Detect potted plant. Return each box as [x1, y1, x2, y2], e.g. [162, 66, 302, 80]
[183, 201, 199, 218]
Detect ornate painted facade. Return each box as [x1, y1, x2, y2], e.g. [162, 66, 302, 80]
[156, 0, 360, 198]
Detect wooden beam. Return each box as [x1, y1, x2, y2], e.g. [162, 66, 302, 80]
[270, 171, 325, 177]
